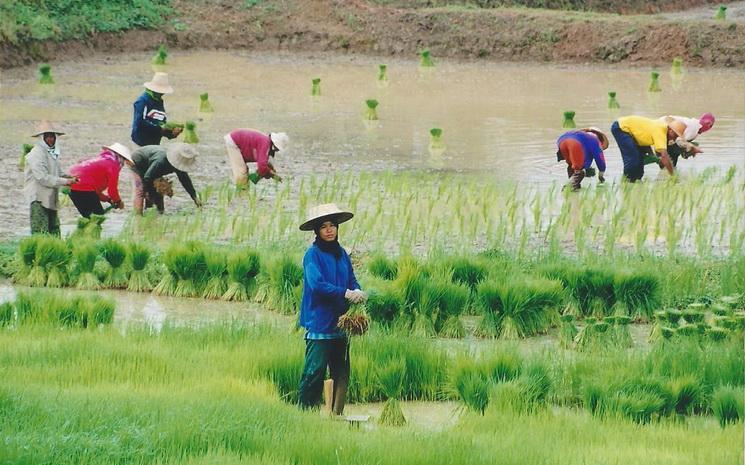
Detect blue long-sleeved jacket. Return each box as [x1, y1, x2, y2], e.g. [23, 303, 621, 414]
[131, 92, 166, 146]
[300, 244, 361, 334]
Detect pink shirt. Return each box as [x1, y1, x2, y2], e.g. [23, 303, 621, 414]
[69, 151, 122, 203]
[230, 129, 271, 177]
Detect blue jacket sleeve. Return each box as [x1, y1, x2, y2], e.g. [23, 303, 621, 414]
[593, 150, 607, 172]
[303, 251, 346, 301]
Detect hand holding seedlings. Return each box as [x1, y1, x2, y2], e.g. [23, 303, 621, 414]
[345, 289, 367, 304]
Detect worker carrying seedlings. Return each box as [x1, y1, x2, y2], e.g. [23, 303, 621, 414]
[610, 115, 686, 182]
[24, 121, 77, 236]
[131, 72, 182, 147]
[68, 143, 133, 218]
[129, 143, 201, 215]
[655, 113, 715, 166]
[297, 203, 367, 415]
[556, 127, 609, 191]
[224, 128, 288, 187]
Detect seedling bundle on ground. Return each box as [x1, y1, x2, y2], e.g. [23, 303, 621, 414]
[38, 64, 53, 84]
[648, 71, 662, 92]
[311, 78, 321, 96]
[607, 91, 620, 109]
[377, 64, 388, 81]
[562, 111, 576, 128]
[419, 49, 434, 67]
[364, 99, 379, 120]
[182, 121, 199, 143]
[152, 44, 168, 65]
[199, 92, 214, 112]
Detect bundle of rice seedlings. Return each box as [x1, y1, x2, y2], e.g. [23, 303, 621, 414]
[34, 236, 69, 288]
[57, 297, 83, 328]
[568, 268, 616, 317]
[583, 383, 607, 416]
[719, 294, 741, 310]
[127, 243, 152, 292]
[152, 44, 168, 65]
[648, 71, 662, 92]
[74, 242, 100, 290]
[198, 92, 214, 112]
[183, 121, 199, 144]
[610, 390, 666, 424]
[559, 314, 578, 349]
[607, 91, 620, 109]
[99, 239, 128, 289]
[71, 214, 107, 240]
[665, 308, 683, 325]
[19, 143, 33, 170]
[377, 64, 388, 81]
[671, 57, 683, 74]
[38, 64, 54, 84]
[264, 256, 303, 313]
[311, 78, 321, 96]
[668, 376, 702, 416]
[614, 271, 660, 320]
[367, 254, 397, 280]
[436, 281, 469, 338]
[338, 304, 370, 336]
[607, 315, 633, 347]
[482, 349, 521, 383]
[562, 111, 576, 128]
[202, 249, 228, 299]
[165, 242, 206, 297]
[0, 302, 13, 326]
[419, 49, 434, 67]
[706, 327, 729, 341]
[449, 257, 487, 291]
[377, 357, 407, 426]
[681, 309, 705, 324]
[711, 303, 731, 317]
[715, 5, 727, 20]
[364, 99, 379, 120]
[676, 323, 700, 337]
[518, 362, 552, 409]
[154, 246, 181, 296]
[454, 369, 490, 415]
[429, 128, 444, 151]
[223, 249, 261, 301]
[16, 236, 40, 284]
[89, 296, 115, 325]
[574, 316, 598, 350]
[712, 385, 743, 427]
[365, 287, 402, 326]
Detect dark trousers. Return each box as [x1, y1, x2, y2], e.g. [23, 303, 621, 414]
[611, 120, 645, 182]
[298, 338, 349, 409]
[69, 190, 104, 218]
[29, 201, 60, 236]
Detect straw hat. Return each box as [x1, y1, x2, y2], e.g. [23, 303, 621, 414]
[103, 142, 133, 163]
[583, 127, 610, 150]
[270, 132, 290, 152]
[166, 143, 198, 171]
[299, 203, 354, 231]
[30, 120, 65, 137]
[143, 72, 174, 94]
[667, 120, 686, 139]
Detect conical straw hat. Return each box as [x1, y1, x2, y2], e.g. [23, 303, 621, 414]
[299, 203, 354, 231]
[143, 72, 174, 94]
[103, 142, 133, 163]
[30, 120, 65, 137]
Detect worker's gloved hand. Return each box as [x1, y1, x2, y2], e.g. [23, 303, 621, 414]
[65, 176, 78, 186]
[598, 171, 605, 183]
[344, 289, 367, 304]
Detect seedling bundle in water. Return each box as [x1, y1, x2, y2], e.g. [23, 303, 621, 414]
[376, 358, 407, 426]
[38, 64, 53, 84]
[671, 58, 683, 75]
[100, 239, 128, 289]
[419, 49, 434, 67]
[223, 249, 260, 301]
[377, 64, 388, 81]
[429, 128, 444, 150]
[255, 255, 302, 313]
[152, 44, 168, 65]
[37, 236, 70, 288]
[648, 72, 662, 92]
[127, 243, 152, 292]
[311, 78, 321, 96]
[715, 5, 727, 20]
[364, 99, 379, 120]
[183, 121, 199, 143]
[607, 91, 620, 109]
[74, 242, 100, 290]
[202, 249, 228, 299]
[19, 143, 33, 170]
[199, 93, 214, 112]
[562, 111, 576, 128]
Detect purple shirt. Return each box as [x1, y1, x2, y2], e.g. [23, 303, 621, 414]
[557, 131, 607, 172]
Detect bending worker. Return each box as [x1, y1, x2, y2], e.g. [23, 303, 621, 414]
[657, 113, 715, 166]
[224, 128, 289, 186]
[556, 127, 609, 190]
[129, 143, 201, 214]
[68, 143, 133, 218]
[610, 115, 686, 182]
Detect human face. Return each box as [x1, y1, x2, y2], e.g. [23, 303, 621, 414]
[43, 132, 56, 147]
[318, 221, 338, 242]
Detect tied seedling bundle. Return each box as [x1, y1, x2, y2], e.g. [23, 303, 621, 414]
[648, 72, 662, 92]
[608, 91, 620, 109]
[38, 64, 54, 84]
[419, 49, 435, 67]
[429, 128, 444, 150]
[671, 58, 683, 75]
[19, 143, 33, 170]
[152, 44, 168, 65]
[223, 249, 261, 301]
[72, 214, 107, 240]
[202, 249, 228, 299]
[562, 111, 576, 129]
[199, 93, 214, 112]
[311, 78, 321, 97]
[183, 121, 199, 144]
[73, 241, 101, 290]
[377, 64, 388, 81]
[16, 236, 39, 285]
[715, 5, 727, 20]
[376, 357, 407, 426]
[255, 255, 303, 314]
[337, 303, 370, 336]
[364, 99, 379, 120]
[127, 243, 152, 292]
[37, 236, 70, 288]
[162, 121, 184, 138]
[559, 314, 578, 349]
[364, 286, 402, 328]
[452, 360, 490, 415]
[99, 239, 128, 289]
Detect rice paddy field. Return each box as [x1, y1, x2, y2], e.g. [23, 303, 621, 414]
[1, 50, 744, 464]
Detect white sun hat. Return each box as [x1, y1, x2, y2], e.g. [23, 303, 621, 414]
[143, 72, 174, 94]
[165, 142, 198, 172]
[299, 203, 354, 231]
[270, 132, 290, 152]
[103, 142, 133, 163]
[30, 120, 65, 137]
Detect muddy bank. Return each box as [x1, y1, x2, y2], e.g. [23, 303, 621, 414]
[1, 0, 745, 69]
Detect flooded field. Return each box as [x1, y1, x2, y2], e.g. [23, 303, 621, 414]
[1, 51, 744, 240]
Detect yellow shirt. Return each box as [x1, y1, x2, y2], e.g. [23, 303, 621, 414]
[618, 115, 668, 151]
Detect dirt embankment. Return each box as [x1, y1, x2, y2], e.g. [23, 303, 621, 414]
[1, 0, 744, 69]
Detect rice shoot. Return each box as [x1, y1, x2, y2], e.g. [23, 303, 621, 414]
[376, 358, 407, 426]
[648, 72, 662, 92]
[715, 5, 727, 20]
[19, 143, 33, 170]
[127, 243, 152, 292]
[562, 111, 576, 128]
[377, 64, 388, 81]
[607, 91, 620, 109]
[223, 250, 261, 301]
[183, 121, 199, 144]
[202, 249, 228, 299]
[420, 49, 435, 67]
[365, 99, 379, 120]
[152, 44, 168, 65]
[74, 242, 100, 290]
[199, 92, 214, 112]
[311, 78, 321, 96]
[429, 128, 444, 150]
[38, 64, 53, 84]
[671, 57, 683, 74]
[337, 304, 370, 336]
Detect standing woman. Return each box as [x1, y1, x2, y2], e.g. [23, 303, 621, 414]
[68, 143, 133, 218]
[24, 121, 76, 236]
[131, 72, 182, 147]
[298, 204, 367, 415]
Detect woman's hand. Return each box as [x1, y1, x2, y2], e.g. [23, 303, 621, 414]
[345, 289, 367, 304]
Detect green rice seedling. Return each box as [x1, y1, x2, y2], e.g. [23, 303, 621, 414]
[436, 281, 469, 338]
[365, 286, 402, 327]
[367, 253, 397, 280]
[676, 324, 700, 338]
[364, 99, 379, 120]
[574, 317, 598, 350]
[223, 250, 261, 301]
[33, 236, 69, 288]
[19, 143, 33, 170]
[154, 246, 182, 296]
[74, 242, 100, 290]
[711, 303, 731, 317]
[482, 349, 522, 383]
[681, 309, 705, 324]
[583, 383, 608, 416]
[715, 5, 727, 20]
[518, 361, 552, 410]
[199, 92, 214, 112]
[449, 257, 487, 291]
[152, 44, 168, 64]
[377, 64, 388, 81]
[608, 315, 633, 347]
[57, 297, 84, 328]
[71, 214, 107, 240]
[648, 71, 662, 92]
[259, 255, 302, 314]
[562, 111, 576, 129]
[665, 308, 683, 325]
[610, 390, 666, 424]
[38, 64, 53, 84]
[202, 250, 228, 299]
[310, 78, 321, 96]
[559, 314, 578, 349]
[127, 243, 152, 292]
[453, 364, 490, 414]
[429, 128, 444, 150]
[712, 385, 743, 427]
[671, 57, 683, 74]
[99, 239, 127, 289]
[707, 327, 730, 341]
[16, 236, 40, 284]
[614, 271, 660, 320]
[183, 121, 199, 143]
[607, 91, 620, 109]
[376, 357, 407, 426]
[0, 301, 13, 325]
[171, 242, 207, 297]
[419, 49, 435, 67]
[668, 376, 702, 416]
[89, 296, 115, 325]
[565, 268, 616, 317]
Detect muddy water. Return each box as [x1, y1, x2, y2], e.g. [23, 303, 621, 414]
[2, 51, 744, 239]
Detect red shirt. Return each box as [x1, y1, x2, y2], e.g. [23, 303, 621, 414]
[230, 129, 271, 177]
[69, 152, 122, 203]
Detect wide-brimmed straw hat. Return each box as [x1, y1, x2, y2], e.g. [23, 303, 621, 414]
[30, 120, 65, 137]
[143, 72, 174, 94]
[270, 132, 290, 152]
[166, 143, 198, 172]
[103, 142, 133, 163]
[583, 127, 610, 150]
[667, 120, 686, 139]
[299, 203, 354, 231]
